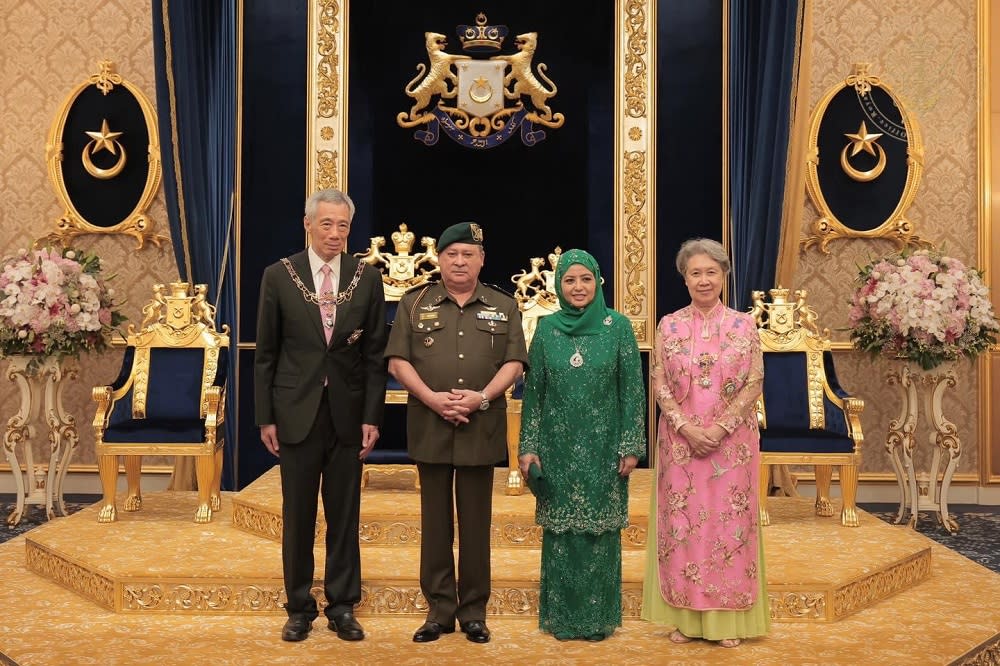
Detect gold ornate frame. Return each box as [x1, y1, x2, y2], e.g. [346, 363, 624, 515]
[305, 1, 657, 350]
[802, 63, 926, 253]
[43, 60, 165, 249]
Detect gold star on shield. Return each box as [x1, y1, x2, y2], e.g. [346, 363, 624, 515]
[473, 76, 488, 88]
[844, 121, 883, 157]
[84, 119, 124, 155]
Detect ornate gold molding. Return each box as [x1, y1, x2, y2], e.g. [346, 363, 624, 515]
[308, 1, 346, 193]
[802, 63, 927, 252]
[616, 0, 656, 350]
[308, 1, 657, 349]
[41, 60, 165, 249]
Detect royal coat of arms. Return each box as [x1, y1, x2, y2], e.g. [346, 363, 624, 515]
[396, 13, 564, 149]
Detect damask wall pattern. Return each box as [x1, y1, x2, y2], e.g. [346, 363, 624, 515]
[796, 0, 980, 477]
[0, 0, 178, 471]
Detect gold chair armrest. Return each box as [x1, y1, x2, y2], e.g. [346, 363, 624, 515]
[92, 385, 113, 439]
[843, 397, 865, 450]
[204, 385, 223, 428]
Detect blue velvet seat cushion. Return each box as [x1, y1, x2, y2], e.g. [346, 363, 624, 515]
[759, 429, 855, 454]
[103, 418, 208, 443]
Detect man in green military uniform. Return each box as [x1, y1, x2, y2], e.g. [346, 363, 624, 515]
[386, 222, 528, 645]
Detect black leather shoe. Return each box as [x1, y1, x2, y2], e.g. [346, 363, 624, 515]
[413, 620, 455, 643]
[328, 612, 365, 641]
[460, 620, 491, 644]
[281, 616, 312, 642]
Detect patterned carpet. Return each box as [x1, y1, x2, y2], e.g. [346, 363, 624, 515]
[859, 503, 1000, 574]
[3, 496, 999, 573]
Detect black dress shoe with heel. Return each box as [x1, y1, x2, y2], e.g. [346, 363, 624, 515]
[413, 620, 455, 643]
[460, 620, 491, 644]
[281, 616, 313, 642]
[328, 612, 365, 641]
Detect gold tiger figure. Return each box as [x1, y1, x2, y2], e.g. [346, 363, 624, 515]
[492, 32, 564, 127]
[397, 33, 470, 124]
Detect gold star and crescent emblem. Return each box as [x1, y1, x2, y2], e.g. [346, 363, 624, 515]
[468, 76, 493, 103]
[81, 118, 127, 180]
[840, 121, 886, 182]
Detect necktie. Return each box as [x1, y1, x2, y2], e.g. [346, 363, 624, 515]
[319, 264, 335, 344]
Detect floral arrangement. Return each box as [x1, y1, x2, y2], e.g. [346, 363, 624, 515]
[848, 248, 999, 370]
[0, 247, 125, 362]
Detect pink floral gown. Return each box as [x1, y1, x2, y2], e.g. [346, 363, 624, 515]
[648, 304, 764, 612]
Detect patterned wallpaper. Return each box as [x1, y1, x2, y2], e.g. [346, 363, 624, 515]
[0, 1, 986, 483]
[796, 0, 980, 476]
[0, 0, 178, 470]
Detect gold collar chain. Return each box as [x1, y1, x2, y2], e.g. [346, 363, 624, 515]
[281, 257, 366, 306]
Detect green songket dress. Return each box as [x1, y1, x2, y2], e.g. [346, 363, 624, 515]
[519, 310, 647, 639]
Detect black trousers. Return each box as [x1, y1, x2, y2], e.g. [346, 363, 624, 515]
[416, 462, 495, 626]
[279, 391, 362, 620]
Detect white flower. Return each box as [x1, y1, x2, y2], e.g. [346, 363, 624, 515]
[17, 329, 27, 339]
[65, 250, 76, 259]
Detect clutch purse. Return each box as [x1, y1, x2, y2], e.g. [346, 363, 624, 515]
[525, 462, 548, 502]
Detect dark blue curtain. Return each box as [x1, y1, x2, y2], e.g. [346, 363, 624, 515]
[152, 0, 238, 489]
[729, 1, 804, 310]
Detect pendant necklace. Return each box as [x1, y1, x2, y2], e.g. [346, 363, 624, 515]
[569, 337, 584, 368]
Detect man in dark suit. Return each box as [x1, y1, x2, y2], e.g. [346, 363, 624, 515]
[386, 222, 528, 644]
[255, 188, 387, 643]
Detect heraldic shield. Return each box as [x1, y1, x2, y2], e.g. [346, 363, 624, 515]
[396, 13, 564, 149]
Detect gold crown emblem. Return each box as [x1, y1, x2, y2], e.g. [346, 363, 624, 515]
[391, 223, 416, 254]
[457, 13, 507, 52]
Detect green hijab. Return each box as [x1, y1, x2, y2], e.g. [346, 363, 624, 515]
[549, 249, 612, 336]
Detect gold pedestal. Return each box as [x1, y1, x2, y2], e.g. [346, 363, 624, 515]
[885, 364, 960, 533]
[3, 355, 79, 526]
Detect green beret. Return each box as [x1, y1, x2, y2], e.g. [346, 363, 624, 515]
[437, 222, 484, 252]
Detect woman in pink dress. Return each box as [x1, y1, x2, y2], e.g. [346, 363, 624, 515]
[641, 238, 769, 648]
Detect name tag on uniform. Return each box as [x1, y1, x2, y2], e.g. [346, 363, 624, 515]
[476, 311, 508, 322]
[419, 312, 439, 320]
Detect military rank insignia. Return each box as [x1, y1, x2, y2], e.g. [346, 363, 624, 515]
[396, 13, 564, 149]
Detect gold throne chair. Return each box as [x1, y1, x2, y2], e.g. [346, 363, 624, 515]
[92, 282, 229, 523]
[751, 287, 865, 527]
[355, 223, 440, 489]
[505, 247, 563, 495]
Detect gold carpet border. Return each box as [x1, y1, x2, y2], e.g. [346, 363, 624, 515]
[832, 548, 932, 619]
[958, 634, 1000, 665]
[231, 497, 645, 549]
[769, 547, 931, 622]
[25, 540, 116, 611]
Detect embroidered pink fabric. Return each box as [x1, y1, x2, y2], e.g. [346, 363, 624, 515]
[650, 305, 764, 610]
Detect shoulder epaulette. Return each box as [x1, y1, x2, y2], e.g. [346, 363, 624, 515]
[482, 283, 515, 299]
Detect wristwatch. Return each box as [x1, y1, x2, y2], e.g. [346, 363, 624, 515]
[479, 391, 490, 411]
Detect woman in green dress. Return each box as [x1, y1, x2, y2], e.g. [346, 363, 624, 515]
[518, 249, 646, 641]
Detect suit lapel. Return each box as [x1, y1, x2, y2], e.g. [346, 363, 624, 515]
[288, 251, 327, 345]
[332, 253, 359, 340]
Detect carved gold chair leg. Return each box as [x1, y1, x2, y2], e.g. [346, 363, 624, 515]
[505, 405, 524, 496]
[758, 463, 771, 527]
[814, 464, 835, 517]
[123, 455, 143, 511]
[839, 463, 860, 527]
[194, 453, 216, 523]
[97, 454, 119, 523]
[211, 447, 223, 512]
